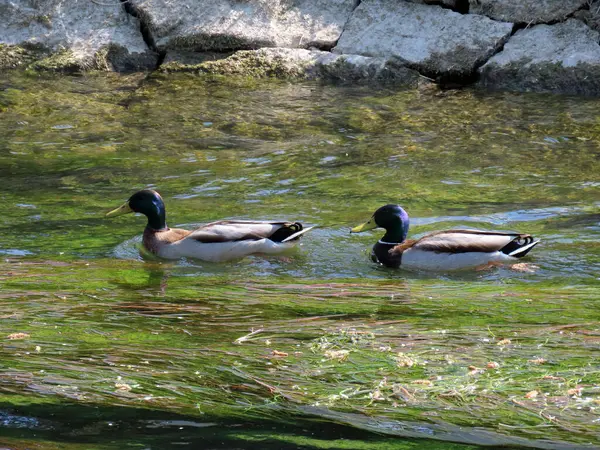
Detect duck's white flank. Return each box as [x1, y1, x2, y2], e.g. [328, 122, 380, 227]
[186, 221, 285, 241]
[401, 248, 517, 271]
[156, 238, 297, 262]
[414, 231, 516, 250]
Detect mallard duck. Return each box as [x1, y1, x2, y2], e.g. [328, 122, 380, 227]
[106, 189, 313, 262]
[351, 204, 540, 270]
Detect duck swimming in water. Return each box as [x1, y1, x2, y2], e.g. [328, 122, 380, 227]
[351, 204, 540, 271]
[106, 189, 312, 262]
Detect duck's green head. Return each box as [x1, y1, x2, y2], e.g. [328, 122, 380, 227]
[351, 204, 409, 243]
[106, 189, 167, 230]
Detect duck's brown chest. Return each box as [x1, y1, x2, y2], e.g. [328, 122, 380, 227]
[142, 227, 190, 254]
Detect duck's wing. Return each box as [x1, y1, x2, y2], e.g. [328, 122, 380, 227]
[186, 220, 310, 243]
[391, 229, 535, 255]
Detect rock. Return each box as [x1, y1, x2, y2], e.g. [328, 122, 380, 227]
[334, 0, 513, 78]
[573, 4, 600, 33]
[160, 48, 420, 84]
[0, 0, 157, 72]
[479, 20, 600, 96]
[406, 0, 464, 11]
[471, 0, 588, 24]
[128, 0, 358, 52]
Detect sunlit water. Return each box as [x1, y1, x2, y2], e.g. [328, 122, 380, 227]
[0, 72, 599, 449]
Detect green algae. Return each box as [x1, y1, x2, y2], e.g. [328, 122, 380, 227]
[1, 43, 156, 74]
[480, 59, 600, 96]
[161, 49, 309, 78]
[29, 49, 85, 73]
[0, 44, 48, 70]
[160, 50, 420, 84]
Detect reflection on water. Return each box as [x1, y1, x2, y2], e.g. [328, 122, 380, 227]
[0, 72, 599, 448]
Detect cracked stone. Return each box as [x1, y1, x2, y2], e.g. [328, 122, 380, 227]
[479, 19, 600, 96]
[0, 0, 157, 71]
[128, 0, 359, 52]
[470, 0, 588, 24]
[333, 0, 513, 77]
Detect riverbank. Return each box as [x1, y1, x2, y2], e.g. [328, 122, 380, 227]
[1, 0, 600, 95]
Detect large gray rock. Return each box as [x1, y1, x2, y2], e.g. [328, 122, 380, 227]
[479, 20, 600, 96]
[471, 0, 588, 24]
[129, 0, 359, 52]
[334, 0, 513, 77]
[160, 47, 420, 84]
[0, 0, 157, 71]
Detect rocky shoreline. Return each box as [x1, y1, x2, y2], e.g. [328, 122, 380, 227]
[1, 0, 600, 96]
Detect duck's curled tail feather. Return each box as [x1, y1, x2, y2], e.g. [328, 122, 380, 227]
[501, 235, 540, 258]
[269, 222, 309, 243]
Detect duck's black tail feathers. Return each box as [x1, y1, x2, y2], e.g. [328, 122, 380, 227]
[269, 222, 314, 243]
[500, 235, 540, 258]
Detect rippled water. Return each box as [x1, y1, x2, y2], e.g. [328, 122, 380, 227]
[0, 72, 599, 449]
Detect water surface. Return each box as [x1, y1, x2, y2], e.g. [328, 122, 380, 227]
[0, 72, 599, 448]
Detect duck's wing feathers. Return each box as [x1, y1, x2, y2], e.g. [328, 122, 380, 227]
[187, 221, 305, 243]
[394, 229, 534, 255]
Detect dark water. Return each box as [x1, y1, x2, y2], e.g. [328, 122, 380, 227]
[0, 72, 599, 449]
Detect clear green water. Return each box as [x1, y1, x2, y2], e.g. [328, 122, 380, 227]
[0, 72, 599, 449]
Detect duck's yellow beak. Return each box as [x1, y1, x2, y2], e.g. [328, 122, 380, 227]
[106, 202, 133, 218]
[351, 218, 377, 233]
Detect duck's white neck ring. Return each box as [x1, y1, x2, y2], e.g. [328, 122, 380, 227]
[378, 240, 401, 245]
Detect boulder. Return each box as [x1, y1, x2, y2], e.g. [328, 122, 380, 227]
[479, 19, 600, 96]
[0, 0, 157, 72]
[471, 0, 588, 24]
[128, 0, 359, 52]
[334, 0, 513, 77]
[160, 48, 420, 84]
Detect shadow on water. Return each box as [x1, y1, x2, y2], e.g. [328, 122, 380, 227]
[0, 400, 594, 449]
[0, 401, 482, 450]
